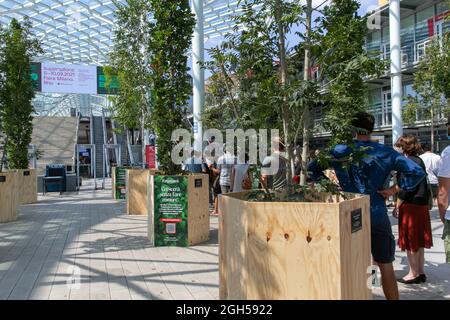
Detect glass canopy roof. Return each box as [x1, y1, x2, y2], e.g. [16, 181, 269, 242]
[0, 0, 251, 65]
[0, 0, 256, 115]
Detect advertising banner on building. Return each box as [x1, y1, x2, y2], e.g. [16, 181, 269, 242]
[30, 62, 42, 92]
[97, 66, 119, 95]
[153, 176, 188, 247]
[41, 62, 97, 94]
[31, 62, 119, 95]
[114, 167, 127, 200]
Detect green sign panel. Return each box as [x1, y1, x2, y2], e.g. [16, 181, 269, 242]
[115, 167, 127, 200]
[154, 176, 188, 247]
[97, 66, 119, 95]
[30, 62, 41, 92]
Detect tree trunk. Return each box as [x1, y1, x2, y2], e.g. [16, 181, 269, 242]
[430, 107, 434, 153]
[141, 103, 146, 169]
[275, 0, 293, 191]
[300, 0, 312, 186]
[0, 137, 7, 172]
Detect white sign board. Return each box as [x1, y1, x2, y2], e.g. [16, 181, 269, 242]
[41, 63, 97, 94]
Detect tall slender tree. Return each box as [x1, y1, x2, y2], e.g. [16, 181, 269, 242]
[149, 0, 195, 174]
[0, 18, 42, 171]
[109, 0, 153, 166]
[403, 32, 450, 150]
[319, 0, 383, 146]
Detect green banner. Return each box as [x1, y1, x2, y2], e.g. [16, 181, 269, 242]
[115, 167, 127, 200]
[154, 176, 188, 247]
[97, 66, 119, 95]
[30, 62, 41, 92]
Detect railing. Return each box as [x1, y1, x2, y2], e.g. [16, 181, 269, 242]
[366, 34, 442, 70]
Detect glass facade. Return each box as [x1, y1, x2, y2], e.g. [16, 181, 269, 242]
[365, 1, 449, 129]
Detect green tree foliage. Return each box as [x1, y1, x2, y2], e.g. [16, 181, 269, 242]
[203, 0, 308, 188]
[319, 0, 383, 145]
[108, 0, 152, 131]
[403, 32, 450, 149]
[0, 18, 42, 170]
[149, 0, 195, 174]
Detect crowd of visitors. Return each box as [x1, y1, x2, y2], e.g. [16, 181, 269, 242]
[182, 113, 450, 299]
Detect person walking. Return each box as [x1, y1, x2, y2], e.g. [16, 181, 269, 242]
[381, 136, 433, 284]
[308, 112, 425, 300]
[420, 142, 441, 200]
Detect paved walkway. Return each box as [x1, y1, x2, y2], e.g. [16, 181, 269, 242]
[0, 179, 448, 300]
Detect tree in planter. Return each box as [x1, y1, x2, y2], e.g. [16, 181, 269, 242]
[403, 33, 450, 150]
[148, 0, 195, 175]
[203, 0, 311, 190]
[108, 0, 153, 166]
[0, 18, 42, 171]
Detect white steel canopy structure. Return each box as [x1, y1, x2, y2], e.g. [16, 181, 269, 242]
[0, 0, 254, 129]
[0, 0, 251, 65]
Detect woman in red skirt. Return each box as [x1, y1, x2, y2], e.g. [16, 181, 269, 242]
[393, 136, 433, 284]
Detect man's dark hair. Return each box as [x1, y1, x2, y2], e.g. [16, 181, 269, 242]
[351, 112, 375, 134]
[421, 142, 432, 152]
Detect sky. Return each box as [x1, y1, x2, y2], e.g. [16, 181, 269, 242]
[199, 0, 380, 78]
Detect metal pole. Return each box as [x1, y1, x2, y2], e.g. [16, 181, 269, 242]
[103, 145, 106, 190]
[76, 145, 79, 191]
[389, 0, 403, 145]
[192, 0, 205, 153]
[93, 144, 97, 189]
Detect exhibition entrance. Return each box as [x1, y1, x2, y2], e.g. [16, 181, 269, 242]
[0, 0, 449, 302]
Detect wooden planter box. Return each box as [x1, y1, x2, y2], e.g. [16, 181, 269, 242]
[111, 166, 127, 200]
[219, 191, 372, 300]
[0, 171, 20, 223]
[126, 169, 159, 215]
[17, 169, 37, 204]
[147, 174, 210, 247]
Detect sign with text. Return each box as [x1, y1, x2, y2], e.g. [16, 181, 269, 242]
[41, 62, 97, 94]
[153, 176, 188, 247]
[30, 62, 42, 92]
[114, 167, 127, 200]
[97, 66, 119, 95]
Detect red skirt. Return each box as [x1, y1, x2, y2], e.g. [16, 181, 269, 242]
[398, 202, 433, 252]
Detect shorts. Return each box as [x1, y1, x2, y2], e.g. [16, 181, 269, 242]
[371, 218, 396, 264]
[221, 185, 231, 194]
[442, 220, 450, 264]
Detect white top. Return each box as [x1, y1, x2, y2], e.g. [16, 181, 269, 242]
[420, 152, 441, 185]
[217, 153, 237, 187]
[437, 146, 450, 220]
[232, 164, 249, 193]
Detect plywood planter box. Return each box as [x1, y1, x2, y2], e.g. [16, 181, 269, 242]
[17, 169, 37, 204]
[219, 191, 372, 300]
[112, 166, 127, 200]
[126, 168, 160, 215]
[0, 171, 20, 223]
[147, 174, 210, 247]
